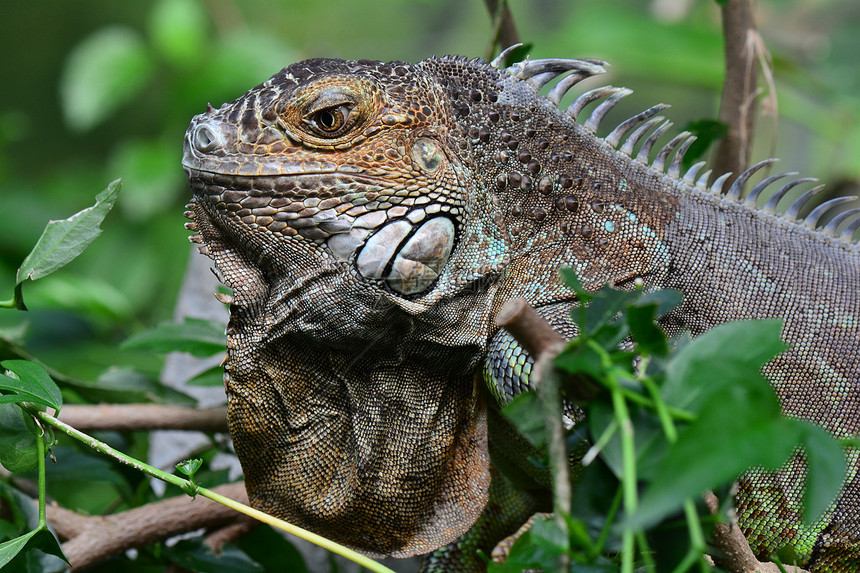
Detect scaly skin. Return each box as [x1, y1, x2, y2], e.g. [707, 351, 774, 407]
[183, 55, 860, 571]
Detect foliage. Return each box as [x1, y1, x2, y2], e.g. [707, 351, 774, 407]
[0, 0, 857, 571]
[493, 272, 847, 572]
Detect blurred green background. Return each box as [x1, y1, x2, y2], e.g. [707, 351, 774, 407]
[1, 0, 858, 382]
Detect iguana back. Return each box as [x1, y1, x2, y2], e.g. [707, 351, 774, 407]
[182, 53, 860, 570]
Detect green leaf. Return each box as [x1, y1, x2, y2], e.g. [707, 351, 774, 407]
[501, 392, 547, 448]
[580, 286, 639, 337]
[528, 515, 569, 560]
[631, 411, 803, 529]
[0, 527, 68, 570]
[66, 367, 196, 406]
[121, 317, 226, 357]
[679, 118, 728, 170]
[662, 319, 786, 414]
[589, 399, 666, 482]
[0, 360, 62, 411]
[44, 446, 126, 487]
[0, 484, 67, 570]
[176, 458, 203, 478]
[0, 529, 40, 569]
[149, 0, 208, 68]
[500, 43, 533, 69]
[555, 342, 605, 381]
[163, 539, 263, 573]
[797, 421, 847, 523]
[15, 180, 121, 295]
[0, 403, 39, 473]
[626, 304, 668, 357]
[186, 366, 225, 387]
[560, 267, 591, 302]
[60, 27, 154, 131]
[235, 525, 308, 573]
[629, 319, 795, 528]
[634, 289, 682, 319]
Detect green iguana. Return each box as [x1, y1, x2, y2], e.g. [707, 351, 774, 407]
[181, 50, 860, 571]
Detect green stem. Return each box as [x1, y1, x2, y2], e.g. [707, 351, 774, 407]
[635, 530, 655, 573]
[616, 385, 695, 423]
[26, 406, 396, 573]
[591, 486, 622, 558]
[684, 499, 705, 551]
[610, 388, 637, 515]
[771, 555, 789, 573]
[621, 528, 635, 573]
[610, 384, 637, 573]
[36, 427, 47, 528]
[198, 488, 389, 572]
[641, 376, 677, 444]
[0, 283, 26, 311]
[666, 499, 709, 573]
[582, 418, 618, 466]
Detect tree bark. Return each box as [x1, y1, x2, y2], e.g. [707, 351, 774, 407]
[713, 0, 760, 185]
[48, 482, 248, 571]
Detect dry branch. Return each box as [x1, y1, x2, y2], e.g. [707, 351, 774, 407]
[58, 404, 228, 433]
[495, 297, 565, 360]
[713, 0, 768, 183]
[704, 491, 810, 573]
[483, 0, 521, 61]
[48, 481, 248, 571]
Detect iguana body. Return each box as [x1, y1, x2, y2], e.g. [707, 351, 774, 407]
[182, 53, 860, 571]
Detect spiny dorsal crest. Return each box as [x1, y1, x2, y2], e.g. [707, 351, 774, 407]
[489, 47, 859, 244]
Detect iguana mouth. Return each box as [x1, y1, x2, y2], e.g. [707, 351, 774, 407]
[185, 165, 459, 297]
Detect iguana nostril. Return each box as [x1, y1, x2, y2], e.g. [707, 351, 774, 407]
[194, 124, 220, 152]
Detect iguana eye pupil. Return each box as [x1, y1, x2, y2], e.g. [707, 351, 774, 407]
[313, 107, 345, 132]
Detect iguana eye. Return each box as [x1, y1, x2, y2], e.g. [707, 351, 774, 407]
[306, 104, 351, 135]
[283, 79, 376, 147]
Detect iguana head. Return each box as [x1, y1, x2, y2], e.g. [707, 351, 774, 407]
[183, 58, 493, 326]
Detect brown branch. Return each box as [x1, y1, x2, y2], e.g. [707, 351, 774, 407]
[48, 481, 248, 571]
[713, 0, 762, 185]
[483, 0, 521, 61]
[57, 404, 228, 433]
[496, 298, 572, 569]
[704, 491, 809, 573]
[204, 517, 259, 552]
[495, 297, 597, 401]
[495, 297, 565, 360]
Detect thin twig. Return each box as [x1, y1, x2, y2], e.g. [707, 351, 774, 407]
[496, 297, 570, 569]
[483, 0, 521, 61]
[32, 407, 396, 573]
[204, 517, 259, 552]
